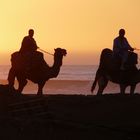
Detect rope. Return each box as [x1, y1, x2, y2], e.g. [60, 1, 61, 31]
[134, 48, 140, 51]
[38, 48, 54, 56]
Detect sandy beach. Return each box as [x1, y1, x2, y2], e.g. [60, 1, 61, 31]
[0, 84, 139, 140]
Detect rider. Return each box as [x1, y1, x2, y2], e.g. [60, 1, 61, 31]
[19, 29, 38, 53]
[8, 29, 39, 89]
[113, 29, 134, 70]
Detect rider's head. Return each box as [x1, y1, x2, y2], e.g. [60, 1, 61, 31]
[119, 29, 125, 37]
[28, 29, 34, 37]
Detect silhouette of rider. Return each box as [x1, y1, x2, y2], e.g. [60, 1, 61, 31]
[19, 29, 38, 53]
[8, 29, 40, 89]
[113, 29, 134, 70]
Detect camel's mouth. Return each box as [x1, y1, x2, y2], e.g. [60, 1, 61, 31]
[63, 50, 67, 56]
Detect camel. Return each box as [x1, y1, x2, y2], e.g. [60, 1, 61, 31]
[8, 48, 67, 95]
[91, 48, 139, 95]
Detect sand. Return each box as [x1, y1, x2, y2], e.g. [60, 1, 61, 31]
[0, 84, 140, 139]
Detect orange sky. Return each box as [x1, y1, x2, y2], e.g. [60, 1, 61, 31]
[0, 0, 140, 65]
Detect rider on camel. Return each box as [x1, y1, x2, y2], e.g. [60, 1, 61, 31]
[19, 29, 38, 53]
[113, 29, 134, 70]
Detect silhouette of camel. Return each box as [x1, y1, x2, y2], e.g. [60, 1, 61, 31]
[91, 48, 139, 95]
[8, 48, 67, 95]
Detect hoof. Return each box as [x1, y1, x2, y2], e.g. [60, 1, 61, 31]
[37, 92, 43, 96]
[97, 92, 102, 96]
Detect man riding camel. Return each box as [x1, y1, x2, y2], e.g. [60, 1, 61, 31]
[19, 29, 38, 53]
[113, 29, 134, 70]
[8, 29, 39, 89]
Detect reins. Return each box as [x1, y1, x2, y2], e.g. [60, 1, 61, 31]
[134, 48, 140, 51]
[38, 48, 54, 56]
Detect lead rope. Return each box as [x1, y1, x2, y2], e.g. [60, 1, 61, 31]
[38, 48, 54, 56]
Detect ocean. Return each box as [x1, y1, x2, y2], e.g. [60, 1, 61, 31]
[0, 65, 96, 81]
[0, 65, 140, 95]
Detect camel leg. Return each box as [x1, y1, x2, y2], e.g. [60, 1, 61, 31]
[130, 84, 136, 95]
[97, 77, 108, 95]
[120, 84, 127, 94]
[37, 81, 46, 95]
[8, 68, 16, 87]
[16, 76, 27, 93]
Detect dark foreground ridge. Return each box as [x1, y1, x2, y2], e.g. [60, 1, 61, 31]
[0, 84, 140, 140]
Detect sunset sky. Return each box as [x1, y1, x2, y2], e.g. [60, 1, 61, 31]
[0, 0, 140, 65]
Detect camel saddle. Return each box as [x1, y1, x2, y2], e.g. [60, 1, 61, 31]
[11, 51, 49, 72]
[99, 49, 138, 71]
[113, 51, 138, 70]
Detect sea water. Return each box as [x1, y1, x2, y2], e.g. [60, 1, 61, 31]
[0, 65, 139, 94]
[0, 65, 96, 81]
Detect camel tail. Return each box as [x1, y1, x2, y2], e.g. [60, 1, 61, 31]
[91, 48, 111, 93]
[91, 79, 97, 93]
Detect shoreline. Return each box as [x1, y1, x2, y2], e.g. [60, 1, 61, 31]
[0, 79, 93, 94]
[0, 79, 140, 95]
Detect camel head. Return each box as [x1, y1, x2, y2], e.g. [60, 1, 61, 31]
[54, 48, 67, 56]
[48, 48, 67, 79]
[53, 48, 67, 67]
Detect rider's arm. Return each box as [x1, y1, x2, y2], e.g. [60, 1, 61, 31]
[113, 38, 120, 53]
[32, 38, 38, 51]
[125, 38, 134, 51]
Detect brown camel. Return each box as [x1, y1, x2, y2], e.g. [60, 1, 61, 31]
[91, 48, 139, 95]
[8, 48, 67, 95]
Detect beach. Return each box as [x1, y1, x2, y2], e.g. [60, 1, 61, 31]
[0, 84, 139, 140]
[1, 65, 140, 95]
[1, 0, 140, 139]
[0, 65, 140, 139]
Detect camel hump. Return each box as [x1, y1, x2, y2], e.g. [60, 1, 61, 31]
[100, 48, 138, 65]
[99, 48, 138, 71]
[11, 51, 48, 71]
[99, 48, 113, 67]
[100, 48, 112, 58]
[101, 48, 112, 54]
[11, 51, 43, 58]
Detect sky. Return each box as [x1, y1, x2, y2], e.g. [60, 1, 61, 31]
[0, 0, 140, 65]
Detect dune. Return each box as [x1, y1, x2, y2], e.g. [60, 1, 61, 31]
[0, 84, 140, 139]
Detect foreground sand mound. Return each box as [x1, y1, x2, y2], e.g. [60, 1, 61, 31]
[0, 84, 140, 139]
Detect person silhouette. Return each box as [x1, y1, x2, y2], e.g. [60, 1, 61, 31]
[113, 29, 134, 70]
[8, 29, 40, 90]
[19, 29, 38, 53]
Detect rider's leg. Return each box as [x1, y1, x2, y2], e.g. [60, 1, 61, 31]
[120, 52, 128, 70]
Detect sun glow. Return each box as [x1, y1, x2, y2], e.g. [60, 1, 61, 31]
[0, 0, 140, 65]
